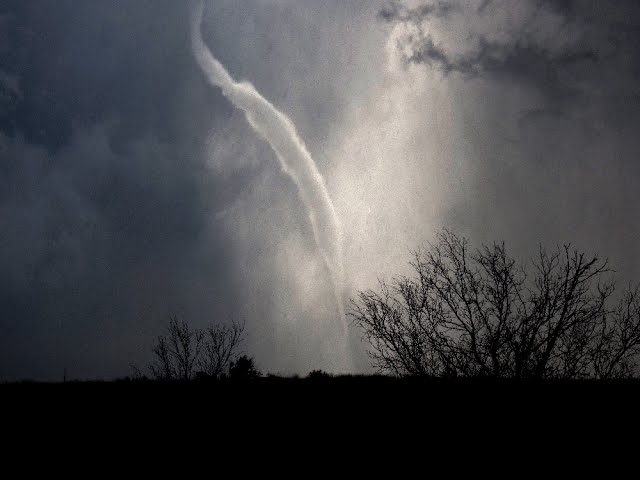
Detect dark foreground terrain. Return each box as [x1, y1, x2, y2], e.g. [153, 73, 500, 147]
[4, 375, 639, 454]
[4, 375, 640, 418]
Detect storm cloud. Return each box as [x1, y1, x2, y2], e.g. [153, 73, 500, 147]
[0, 0, 383, 380]
[373, 0, 640, 271]
[2, 0, 639, 380]
[379, 0, 639, 113]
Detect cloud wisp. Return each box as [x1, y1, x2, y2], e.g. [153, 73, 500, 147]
[191, 1, 350, 370]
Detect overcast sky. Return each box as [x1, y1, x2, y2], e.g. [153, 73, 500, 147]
[1, 0, 639, 380]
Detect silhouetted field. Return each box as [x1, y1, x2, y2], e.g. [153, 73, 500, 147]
[4, 375, 640, 408]
[3, 376, 639, 439]
[6, 374, 640, 391]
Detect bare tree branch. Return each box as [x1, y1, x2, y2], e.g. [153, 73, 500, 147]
[198, 320, 245, 379]
[350, 230, 638, 379]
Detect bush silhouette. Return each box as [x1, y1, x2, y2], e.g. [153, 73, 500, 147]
[307, 369, 331, 380]
[229, 355, 260, 381]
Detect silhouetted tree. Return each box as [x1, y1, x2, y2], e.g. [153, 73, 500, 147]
[149, 317, 247, 381]
[229, 355, 260, 381]
[150, 316, 204, 381]
[128, 363, 147, 381]
[350, 229, 640, 379]
[198, 321, 245, 379]
[150, 333, 175, 381]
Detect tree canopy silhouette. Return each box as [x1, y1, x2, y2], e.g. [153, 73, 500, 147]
[350, 230, 640, 379]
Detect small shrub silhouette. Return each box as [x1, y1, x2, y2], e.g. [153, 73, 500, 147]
[307, 369, 331, 380]
[229, 355, 260, 381]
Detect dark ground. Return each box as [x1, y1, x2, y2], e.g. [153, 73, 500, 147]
[4, 375, 640, 418]
[3, 376, 638, 456]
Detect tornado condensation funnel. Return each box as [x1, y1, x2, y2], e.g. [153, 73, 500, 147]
[191, 1, 351, 371]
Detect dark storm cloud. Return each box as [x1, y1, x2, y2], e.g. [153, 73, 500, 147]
[4, 0, 637, 380]
[379, 0, 640, 156]
[0, 0, 232, 151]
[379, 0, 640, 146]
[0, 0, 385, 379]
[0, 0, 245, 380]
[379, 0, 620, 114]
[409, 38, 598, 94]
[0, 126, 242, 379]
[378, 0, 456, 22]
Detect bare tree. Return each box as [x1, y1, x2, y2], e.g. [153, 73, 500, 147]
[198, 321, 245, 379]
[149, 317, 246, 381]
[168, 316, 205, 381]
[150, 316, 204, 381]
[350, 230, 640, 379]
[591, 286, 640, 378]
[150, 334, 175, 381]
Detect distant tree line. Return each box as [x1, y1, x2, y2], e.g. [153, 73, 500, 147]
[350, 230, 640, 379]
[135, 229, 640, 382]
